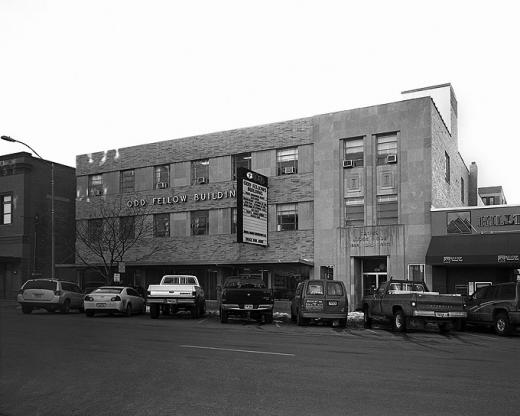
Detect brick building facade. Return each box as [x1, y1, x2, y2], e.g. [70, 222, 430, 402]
[75, 84, 479, 308]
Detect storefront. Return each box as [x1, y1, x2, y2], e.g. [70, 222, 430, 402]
[427, 205, 520, 294]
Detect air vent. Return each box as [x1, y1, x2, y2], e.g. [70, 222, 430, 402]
[343, 160, 354, 168]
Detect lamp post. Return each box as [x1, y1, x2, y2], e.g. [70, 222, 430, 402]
[1, 135, 55, 279]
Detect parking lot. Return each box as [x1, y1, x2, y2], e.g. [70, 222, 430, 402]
[1, 301, 518, 416]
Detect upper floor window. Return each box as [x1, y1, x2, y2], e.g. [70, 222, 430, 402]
[120, 169, 135, 193]
[344, 137, 364, 167]
[88, 174, 103, 196]
[88, 219, 103, 242]
[276, 203, 298, 231]
[232, 153, 252, 180]
[154, 165, 170, 189]
[344, 197, 364, 226]
[408, 264, 425, 282]
[444, 152, 450, 183]
[376, 133, 398, 165]
[119, 216, 135, 240]
[376, 194, 398, 225]
[154, 213, 170, 237]
[191, 210, 209, 235]
[460, 177, 465, 203]
[231, 207, 237, 234]
[277, 148, 298, 176]
[1, 194, 12, 225]
[192, 159, 209, 185]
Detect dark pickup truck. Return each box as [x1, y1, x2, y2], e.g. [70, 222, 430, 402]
[218, 277, 274, 324]
[362, 280, 467, 333]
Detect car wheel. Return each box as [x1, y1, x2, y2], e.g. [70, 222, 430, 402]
[22, 306, 32, 314]
[363, 307, 372, 329]
[61, 300, 71, 314]
[439, 323, 450, 333]
[125, 303, 132, 317]
[290, 310, 296, 323]
[150, 304, 159, 319]
[85, 310, 94, 317]
[494, 312, 511, 336]
[338, 317, 347, 328]
[297, 309, 307, 326]
[264, 313, 274, 324]
[392, 309, 406, 333]
[455, 319, 466, 331]
[220, 308, 228, 323]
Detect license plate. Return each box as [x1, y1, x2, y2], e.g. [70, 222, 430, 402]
[245, 304, 253, 309]
[96, 303, 106, 307]
[328, 301, 338, 306]
[435, 312, 449, 318]
[34, 293, 43, 297]
[167, 299, 177, 304]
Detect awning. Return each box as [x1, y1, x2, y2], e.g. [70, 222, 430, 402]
[426, 233, 520, 266]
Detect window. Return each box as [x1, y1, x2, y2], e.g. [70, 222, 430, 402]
[120, 216, 135, 240]
[408, 264, 425, 282]
[88, 175, 103, 196]
[277, 148, 298, 175]
[461, 177, 465, 203]
[231, 207, 237, 234]
[154, 213, 170, 237]
[447, 211, 472, 234]
[377, 194, 398, 225]
[344, 197, 364, 226]
[276, 203, 298, 231]
[307, 282, 324, 295]
[191, 210, 209, 235]
[120, 170, 135, 193]
[376, 133, 398, 165]
[232, 153, 251, 180]
[327, 282, 344, 296]
[88, 219, 103, 242]
[1, 194, 12, 225]
[344, 137, 364, 167]
[445, 152, 450, 183]
[192, 159, 209, 184]
[154, 165, 170, 189]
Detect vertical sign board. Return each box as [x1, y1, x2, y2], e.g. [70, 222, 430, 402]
[237, 167, 268, 246]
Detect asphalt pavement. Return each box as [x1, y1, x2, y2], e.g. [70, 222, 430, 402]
[0, 301, 518, 416]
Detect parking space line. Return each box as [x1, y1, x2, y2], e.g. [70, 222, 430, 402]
[197, 318, 209, 324]
[179, 345, 295, 356]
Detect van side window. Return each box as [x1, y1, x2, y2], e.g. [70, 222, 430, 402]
[327, 282, 344, 296]
[307, 282, 324, 295]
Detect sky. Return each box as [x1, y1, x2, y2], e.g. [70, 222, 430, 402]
[1, 0, 519, 203]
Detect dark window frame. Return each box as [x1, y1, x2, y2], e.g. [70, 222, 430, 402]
[232, 153, 252, 180]
[1, 193, 13, 225]
[191, 210, 210, 235]
[154, 213, 170, 237]
[120, 169, 135, 193]
[276, 203, 298, 231]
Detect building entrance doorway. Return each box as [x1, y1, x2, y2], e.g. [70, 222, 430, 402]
[362, 257, 387, 296]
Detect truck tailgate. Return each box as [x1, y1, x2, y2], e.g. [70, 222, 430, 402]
[148, 284, 195, 297]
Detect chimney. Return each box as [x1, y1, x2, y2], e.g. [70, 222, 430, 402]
[468, 162, 478, 206]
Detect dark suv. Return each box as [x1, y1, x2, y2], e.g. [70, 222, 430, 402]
[465, 281, 520, 336]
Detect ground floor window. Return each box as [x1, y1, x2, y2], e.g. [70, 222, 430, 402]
[408, 264, 425, 281]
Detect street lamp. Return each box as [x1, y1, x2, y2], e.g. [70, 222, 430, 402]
[1, 135, 55, 279]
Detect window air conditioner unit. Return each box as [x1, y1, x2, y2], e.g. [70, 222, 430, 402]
[93, 189, 103, 196]
[386, 154, 397, 164]
[197, 177, 207, 184]
[283, 166, 295, 174]
[157, 182, 168, 189]
[343, 160, 354, 168]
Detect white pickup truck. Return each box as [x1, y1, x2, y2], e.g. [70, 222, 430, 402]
[146, 275, 206, 319]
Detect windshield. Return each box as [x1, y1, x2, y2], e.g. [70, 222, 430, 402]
[93, 288, 123, 294]
[23, 280, 57, 291]
[224, 279, 266, 289]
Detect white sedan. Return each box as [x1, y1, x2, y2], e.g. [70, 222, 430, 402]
[84, 286, 145, 317]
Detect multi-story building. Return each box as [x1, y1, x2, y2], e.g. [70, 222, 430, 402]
[0, 152, 76, 298]
[75, 83, 482, 309]
[478, 186, 507, 206]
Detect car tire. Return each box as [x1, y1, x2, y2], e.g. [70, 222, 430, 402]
[85, 310, 94, 317]
[455, 319, 466, 332]
[297, 310, 307, 326]
[22, 306, 32, 314]
[220, 308, 228, 323]
[200, 301, 206, 317]
[290, 309, 297, 323]
[61, 300, 71, 314]
[192, 304, 200, 319]
[439, 323, 450, 333]
[264, 312, 274, 324]
[363, 307, 372, 329]
[125, 304, 132, 317]
[338, 317, 347, 328]
[494, 312, 511, 336]
[150, 304, 159, 319]
[392, 309, 406, 333]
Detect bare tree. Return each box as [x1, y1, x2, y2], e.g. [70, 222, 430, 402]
[76, 196, 161, 284]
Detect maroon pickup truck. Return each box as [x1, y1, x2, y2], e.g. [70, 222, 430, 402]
[218, 277, 274, 324]
[362, 280, 467, 333]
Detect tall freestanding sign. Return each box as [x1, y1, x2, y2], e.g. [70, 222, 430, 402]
[236, 167, 268, 246]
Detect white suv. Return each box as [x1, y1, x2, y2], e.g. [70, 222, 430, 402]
[17, 279, 84, 314]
